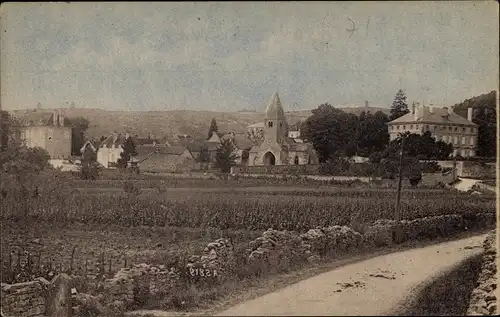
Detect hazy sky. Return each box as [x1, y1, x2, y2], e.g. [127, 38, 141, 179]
[1, 2, 498, 112]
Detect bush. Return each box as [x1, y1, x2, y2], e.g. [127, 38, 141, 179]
[123, 181, 140, 195]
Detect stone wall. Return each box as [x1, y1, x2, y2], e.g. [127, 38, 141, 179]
[1, 279, 47, 317]
[467, 231, 497, 315]
[72, 212, 496, 314]
[234, 164, 321, 175]
[1, 273, 73, 317]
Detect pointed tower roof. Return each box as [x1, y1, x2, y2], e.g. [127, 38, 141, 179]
[265, 92, 285, 120]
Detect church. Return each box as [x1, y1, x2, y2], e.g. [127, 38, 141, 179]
[248, 93, 319, 166]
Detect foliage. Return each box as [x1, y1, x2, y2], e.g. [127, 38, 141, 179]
[390, 89, 410, 120]
[215, 138, 239, 173]
[198, 144, 210, 163]
[355, 111, 390, 156]
[0, 111, 10, 152]
[67, 116, 90, 156]
[245, 129, 264, 145]
[81, 143, 100, 180]
[208, 117, 218, 139]
[453, 91, 497, 158]
[421, 161, 442, 173]
[301, 103, 359, 162]
[0, 140, 51, 182]
[117, 136, 138, 169]
[385, 131, 453, 160]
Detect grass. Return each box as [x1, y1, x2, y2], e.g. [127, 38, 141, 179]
[392, 253, 483, 316]
[0, 170, 496, 312]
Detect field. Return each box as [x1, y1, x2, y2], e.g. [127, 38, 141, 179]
[1, 171, 495, 284]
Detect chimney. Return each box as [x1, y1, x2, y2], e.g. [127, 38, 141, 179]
[59, 112, 65, 127]
[428, 105, 434, 114]
[448, 106, 454, 115]
[125, 132, 130, 140]
[467, 107, 473, 121]
[365, 101, 369, 108]
[412, 102, 416, 114]
[414, 103, 421, 121]
[53, 111, 58, 126]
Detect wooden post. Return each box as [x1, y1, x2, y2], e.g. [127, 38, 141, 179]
[70, 246, 76, 274]
[395, 137, 405, 222]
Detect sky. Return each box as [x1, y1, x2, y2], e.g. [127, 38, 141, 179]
[1, 1, 498, 112]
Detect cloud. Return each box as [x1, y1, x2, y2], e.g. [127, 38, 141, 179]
[1, 2, 498, 111]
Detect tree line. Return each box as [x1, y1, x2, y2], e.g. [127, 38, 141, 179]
[301, 89, 496, 165]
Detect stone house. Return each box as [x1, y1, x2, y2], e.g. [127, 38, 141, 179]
[17, 110, 72, 159]
[135, 145, 197, 172]
[248, 92, 319, 166]
[97, 133, 127, 168]
[387, 104, 478, 157]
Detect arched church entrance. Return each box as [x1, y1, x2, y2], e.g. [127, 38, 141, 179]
[263, 152, 276, 166]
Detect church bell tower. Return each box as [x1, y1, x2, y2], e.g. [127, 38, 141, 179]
[264, 92, 288, 144]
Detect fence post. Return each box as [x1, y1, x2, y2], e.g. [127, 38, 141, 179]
[70, 246, 76, 274]
[16, 250, 21, 275]
[100, 252, 105, 276]
[8, 250, 12, 282]
[27, 252, 31, 278]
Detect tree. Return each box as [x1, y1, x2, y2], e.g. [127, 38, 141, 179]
[355, 111, 390, 156]
[208, 117, 218, 139]
[67, 117, 90, 156]
[117, 136, 138, 169]
[390, 89, 410, 121]
[215, 138, 239, 173]
[301, 103, 358, 162]
[453, 91, 496, 158]
[384, 131, 453, 160]
[245, 129, 264, 145]
[81, 143, 99, 180]
[198, 144, 210, 163]
[0, 111, 10, 152]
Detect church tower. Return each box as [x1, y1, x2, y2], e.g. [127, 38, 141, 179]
[264, 92, 288, 144]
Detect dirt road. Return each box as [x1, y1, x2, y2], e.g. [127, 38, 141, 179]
[216, 234, 487, 316]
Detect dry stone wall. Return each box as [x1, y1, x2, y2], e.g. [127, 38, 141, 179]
[18, 211, 494, 316]
[1, 279, 47, 317]
[1, 273, 73, 317]
[467, 231, 497, 315]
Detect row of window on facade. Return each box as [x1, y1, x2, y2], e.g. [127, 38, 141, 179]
[390, 125, 476, 133]
[455, 149, 475, 157]
[390, 134, 474, 146]
[20, 130, 70, 140]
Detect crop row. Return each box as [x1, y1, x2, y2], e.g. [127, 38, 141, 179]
[1, 191, 495, 232]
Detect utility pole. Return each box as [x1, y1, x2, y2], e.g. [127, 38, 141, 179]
[395, 137, 405, 221]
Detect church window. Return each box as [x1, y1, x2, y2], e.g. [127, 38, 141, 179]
[280, 122, 283, 127]
[268, 121, 273, 128]
[294, 156, 299, 165]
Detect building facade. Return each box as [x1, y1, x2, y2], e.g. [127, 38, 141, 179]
[18, 110, 72, 159]
[387, 104, 478, 157]
[248, 92, 318, 166]
[97, 133, 127, 168]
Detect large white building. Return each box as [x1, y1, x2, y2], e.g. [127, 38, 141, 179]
[386, 104, 478, 157]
